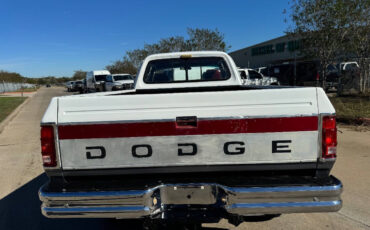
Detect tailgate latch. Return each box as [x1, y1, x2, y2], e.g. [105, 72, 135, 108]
[176, 116, 197, 128]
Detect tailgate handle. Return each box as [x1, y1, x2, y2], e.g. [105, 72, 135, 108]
[176, 116, 197, 128]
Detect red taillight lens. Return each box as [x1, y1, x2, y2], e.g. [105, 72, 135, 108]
[41, 126, 57, 167]
[322, 116, 337, 159]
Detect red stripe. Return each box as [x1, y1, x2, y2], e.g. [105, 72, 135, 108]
[58, 116, 318, 140]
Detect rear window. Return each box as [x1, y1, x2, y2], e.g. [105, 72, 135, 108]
[248, 70, 263, 79]
[260, 68, 268, 76]
[95, 75, 108, 81]
[239, 70, 247, 79]
[143, 57, 231, 84]
[114, 75, 133, 81]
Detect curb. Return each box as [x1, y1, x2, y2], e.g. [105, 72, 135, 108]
[0, 96, 32, 135]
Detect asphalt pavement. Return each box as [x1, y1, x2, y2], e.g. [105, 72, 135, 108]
[0, 87, 369, 230]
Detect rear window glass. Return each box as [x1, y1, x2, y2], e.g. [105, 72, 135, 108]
[143, 57, 231, 84]
[95, 75, 108, 81]
[114, 75, 133, 81]
[248, 70, 263, 79]
[260, 68, 268, 76]
[239, 70, 247, 79]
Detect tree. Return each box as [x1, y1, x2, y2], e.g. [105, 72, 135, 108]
[288, 0, 370, 92]
[186, 28, 231, 52]
[0, 70, 78, 85]
[72, 70, 87, 80]
[124, 36, 188, 70]
[106, 28, 230, 73]
[106, 57, 137, 75]
[346, 0, 370, 93]
[0, 70, 25, 83]
[289, 0, 349, 88]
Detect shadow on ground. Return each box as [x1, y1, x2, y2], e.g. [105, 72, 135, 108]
[0, 173, 227, 230]
[0, 173, 132, 230]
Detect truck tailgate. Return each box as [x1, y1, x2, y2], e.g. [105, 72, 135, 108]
[57, 88, 320, 170]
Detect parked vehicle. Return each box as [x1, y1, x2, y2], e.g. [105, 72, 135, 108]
[104, 74, 135, 91]
[266, 62, 319, 87]
[65, 81, 74, 92]
[266, 61, 359, 91]
[73, 80, 85, 93]
[82, 79, 87, 93]
[255, 67, 280, 85]
[86, 70, 110, 92]
[238, 68, 263, 86]
[327, 61, 360, 92]
[39, 51, 342, 227]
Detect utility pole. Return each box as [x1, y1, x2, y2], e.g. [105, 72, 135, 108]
[1, 80, 5, 94]
[21, 80, 26, 97]
[294, 52, 297, 86]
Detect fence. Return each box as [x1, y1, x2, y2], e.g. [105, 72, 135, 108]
[337, 70, 370, 95]
[0, 82, 35, 93]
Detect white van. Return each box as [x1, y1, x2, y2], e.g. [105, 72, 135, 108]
[86, 70, 111, 92]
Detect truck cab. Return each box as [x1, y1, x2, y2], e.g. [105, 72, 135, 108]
[238, 68, 263, 86]
[255, 67, 280, 85]
[104, 74, 134, 91]
[65, 81, 74, 92]
[73, 80, 84, 93]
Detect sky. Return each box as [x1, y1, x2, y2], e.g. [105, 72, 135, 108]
[0, 0, 291, 78]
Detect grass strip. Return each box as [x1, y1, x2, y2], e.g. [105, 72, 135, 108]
[0, 97, 27, 123]
[330, 96, 370, 125]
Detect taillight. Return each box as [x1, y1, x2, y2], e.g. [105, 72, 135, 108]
[322, 116, 337, 159]
[41, 126, 57, 167]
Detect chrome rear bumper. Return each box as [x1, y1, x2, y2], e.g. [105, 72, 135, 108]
[39, 176, 342, 219]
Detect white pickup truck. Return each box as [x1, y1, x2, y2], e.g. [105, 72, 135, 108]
[39, 51, 342, 226]
[104, 74, 135, 91]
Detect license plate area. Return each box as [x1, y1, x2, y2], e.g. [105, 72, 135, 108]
[160, 185, 217, 205]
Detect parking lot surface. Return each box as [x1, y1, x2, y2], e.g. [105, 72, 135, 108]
[0, 87, 369, 229]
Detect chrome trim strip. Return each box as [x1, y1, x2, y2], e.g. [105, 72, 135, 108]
[43, 206, 149, 213]
[226, 200, 342, 215]
[227, 200, 341, 209]
[40, 182, 341, 200]
[225, 184, 342, 193]
[42, 201, 342, 218]
[40, 186, 147, 198]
